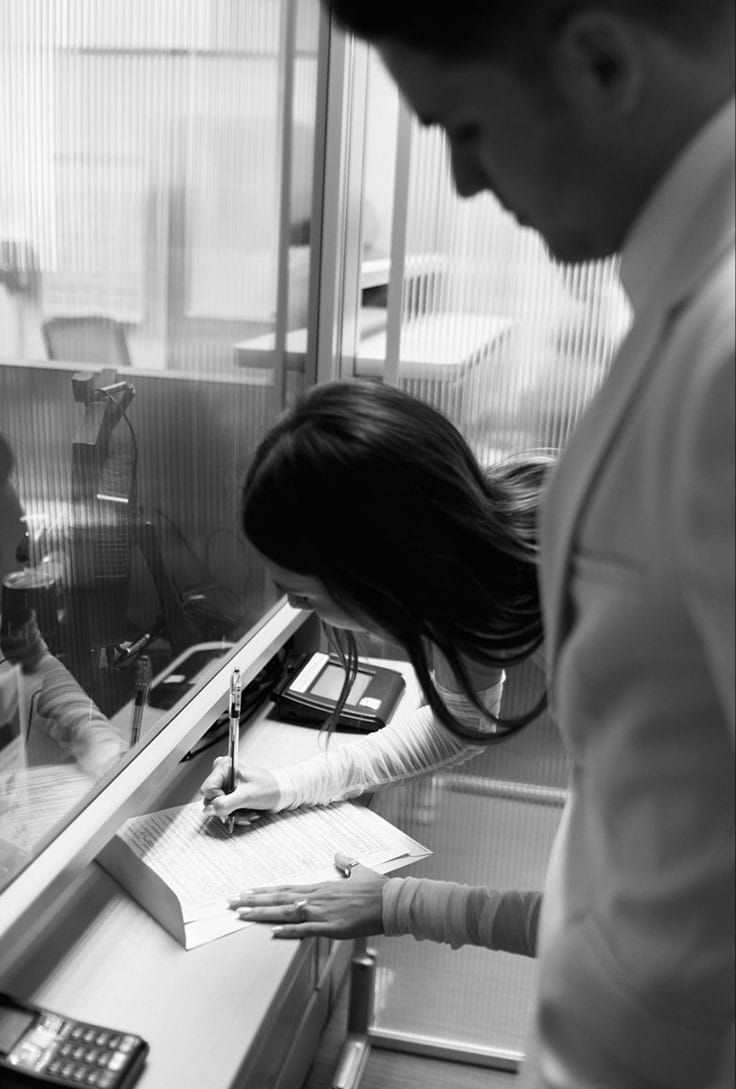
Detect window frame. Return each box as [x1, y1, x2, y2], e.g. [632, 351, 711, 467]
[0, 598, 307, 977]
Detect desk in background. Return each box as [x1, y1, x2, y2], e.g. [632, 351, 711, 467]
[234, 311, 513, 428]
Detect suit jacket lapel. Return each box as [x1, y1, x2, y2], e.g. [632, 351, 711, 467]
[540, 148, 735, 679]
[540, 102, 735, 684]
[540, 307, 670, 676]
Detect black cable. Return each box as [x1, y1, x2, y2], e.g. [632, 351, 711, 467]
[204, 527, 251, 573]
[180, 650, 287, 763]
[153, 506, 210, 579]
[25, 685, 42, 743]
[154, 511, 247, 611]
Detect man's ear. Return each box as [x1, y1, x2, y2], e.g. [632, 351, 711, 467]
[548, 9, 645, 118]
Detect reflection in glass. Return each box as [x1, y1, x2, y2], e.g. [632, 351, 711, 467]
[0, 0, 322, 890]
[1, 434, 126, 887]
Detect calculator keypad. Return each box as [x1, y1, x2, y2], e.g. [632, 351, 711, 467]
[7, 1012, 142, 1086]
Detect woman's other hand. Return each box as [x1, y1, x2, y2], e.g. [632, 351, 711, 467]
[226, 852, 387, 939]
[200, 757, 279, 825]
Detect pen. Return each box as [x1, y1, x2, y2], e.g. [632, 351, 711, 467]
[226, 668, 242, 834]
[130, 654, 153, 747]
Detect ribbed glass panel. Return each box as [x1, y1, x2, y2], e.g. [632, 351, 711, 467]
[356, 54, 631, 463]
[0, 0, 321, 892]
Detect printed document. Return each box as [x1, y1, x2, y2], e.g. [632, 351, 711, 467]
[98, 800, 430, 949]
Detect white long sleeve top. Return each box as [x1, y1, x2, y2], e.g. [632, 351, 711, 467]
[3, 640, 127, 778]
[270, 668, 541, 955]
[31, 647, 127, 777]
[269, 696, 495, 810]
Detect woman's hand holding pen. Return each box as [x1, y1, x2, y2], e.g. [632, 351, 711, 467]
[200, 756, 279, 824]
[227, 852, 388, 939]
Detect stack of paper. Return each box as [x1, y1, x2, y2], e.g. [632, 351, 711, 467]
[98, 800, 430, 949]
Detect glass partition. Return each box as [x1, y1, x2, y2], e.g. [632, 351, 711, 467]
[0, 0, 324, 898]
[345, 50, 633, 449]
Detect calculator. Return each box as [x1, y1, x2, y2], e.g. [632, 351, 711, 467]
[0, 992, 149, 1088]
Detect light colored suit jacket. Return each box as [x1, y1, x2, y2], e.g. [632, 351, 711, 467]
[524, 100, 735, 1088]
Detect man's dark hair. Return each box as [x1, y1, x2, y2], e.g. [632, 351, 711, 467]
[326, 0, 730, 61]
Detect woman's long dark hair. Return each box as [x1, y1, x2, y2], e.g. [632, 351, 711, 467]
[243, 380, 551, 741]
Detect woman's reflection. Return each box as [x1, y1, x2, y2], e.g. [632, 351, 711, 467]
[0, 432, 127, 885]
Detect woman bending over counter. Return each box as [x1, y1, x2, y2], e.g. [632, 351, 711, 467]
[200, 380, 549, 956]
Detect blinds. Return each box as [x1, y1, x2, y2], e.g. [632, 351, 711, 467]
[0, 0, 319, 376]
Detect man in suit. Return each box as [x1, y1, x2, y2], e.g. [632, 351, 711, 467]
[324, 2, 734, 1085]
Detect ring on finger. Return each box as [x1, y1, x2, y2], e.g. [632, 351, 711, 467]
[341, 858, 360, 879]
[293, 898, 309, 922]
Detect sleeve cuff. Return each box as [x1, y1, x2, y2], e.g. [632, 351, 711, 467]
[268, 765, 300, 810]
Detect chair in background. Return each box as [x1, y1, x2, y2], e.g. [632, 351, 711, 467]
[41, 315, 132, 368]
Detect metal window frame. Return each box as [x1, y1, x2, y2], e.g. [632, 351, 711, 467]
[309, 25, 371, 385]
[0, 600, 306, 979]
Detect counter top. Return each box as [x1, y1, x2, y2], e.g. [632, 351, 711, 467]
[5, 660, 421, 1089]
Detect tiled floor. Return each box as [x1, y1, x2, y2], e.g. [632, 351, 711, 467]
[302, 975, 518, 1089]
